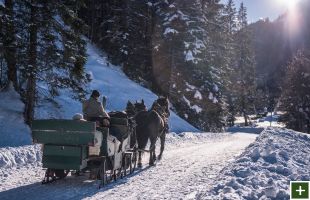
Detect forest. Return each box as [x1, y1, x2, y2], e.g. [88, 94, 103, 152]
[0, 0, 310, 133]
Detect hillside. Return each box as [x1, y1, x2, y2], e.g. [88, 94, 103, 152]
[0, 42, 197, 148]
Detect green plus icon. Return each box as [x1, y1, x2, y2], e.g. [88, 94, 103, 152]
[291, 181, 309, 200]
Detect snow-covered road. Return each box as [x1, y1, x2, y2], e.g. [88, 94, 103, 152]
[0, 132, 257, 200]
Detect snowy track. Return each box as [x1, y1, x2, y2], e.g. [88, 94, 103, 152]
[0, 132, 257, 200]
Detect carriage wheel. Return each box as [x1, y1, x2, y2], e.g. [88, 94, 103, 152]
[54, 169, 70, 179]
[42, 168, 55, 184]
[123, 153, 130, 177]
[130, 151, 137, 174]
[120, 157, 125, 179]
[98, 157, 107, 188]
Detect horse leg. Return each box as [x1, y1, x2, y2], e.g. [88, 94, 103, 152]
[138, 151, 142, 168]
[158, 133, 166, 160]
[149, 138, 156, 166]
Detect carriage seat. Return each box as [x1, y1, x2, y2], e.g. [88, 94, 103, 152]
[108, 111, 130, 142]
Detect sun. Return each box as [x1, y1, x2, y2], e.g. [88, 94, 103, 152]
[277, 0, 300, 10]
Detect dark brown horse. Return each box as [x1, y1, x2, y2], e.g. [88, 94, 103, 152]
[134, 97, 170, 167]
[151, 97, 170, 160]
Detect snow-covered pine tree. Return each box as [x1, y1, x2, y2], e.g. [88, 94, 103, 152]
[124, 0, 154, 83]
[1, 0, 18, 90]
[222, 0, 238, 126]
[0, 3, 5, 87]
[152, 0, 206, 128]
[8, 0, 90, 124]
[233, 3, 256, 126]
[152, 0, 226, 131]
[79, 0, 154, 85]
[200, 0, 227, 130]
[152, 0, 186, 95]
[58, 1, 90, 100]
[280, 50, 310, 133]
[98, 0, 129, 64]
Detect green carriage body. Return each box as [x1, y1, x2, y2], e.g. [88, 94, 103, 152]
[32, 119, 110, 170]
[31, 118, 130, 171]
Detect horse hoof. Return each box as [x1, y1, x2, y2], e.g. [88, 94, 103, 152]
[157, 155, 162, 160]
[138, 163, 142, 168]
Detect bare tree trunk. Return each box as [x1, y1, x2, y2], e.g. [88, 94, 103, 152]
[24, 1, 37, 125]
[241, 95, 249, 126]
[25, 74, 36, 125]
[168, 44, 176, 98]
[243, 112, 248, 126]
[0, 58, 3, 87]
[89, 0, 95, 42]
[3, 0, 18, 90]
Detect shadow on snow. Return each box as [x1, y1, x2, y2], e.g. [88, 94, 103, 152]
[0, 166, 153, 200]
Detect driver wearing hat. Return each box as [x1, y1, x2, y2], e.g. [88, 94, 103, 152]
[82, 90, 110, 126]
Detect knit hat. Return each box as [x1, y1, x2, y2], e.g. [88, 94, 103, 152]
[91, 90, 100, 98]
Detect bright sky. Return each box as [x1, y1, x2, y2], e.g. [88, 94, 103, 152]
[221, 0, 289, 22]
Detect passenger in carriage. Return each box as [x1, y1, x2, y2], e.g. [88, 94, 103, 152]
[83, 90, 110, 127]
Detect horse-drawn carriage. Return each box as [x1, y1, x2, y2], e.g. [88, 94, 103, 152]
[31, 97, 169, 188]
[32, 112, 137, 187]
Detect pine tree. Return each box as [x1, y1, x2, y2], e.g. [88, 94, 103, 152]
[79, 0, 155, 85]
[0, 3, 5, 87]
[222, 0, 238, 126]
[3, 0, 90, 124]
[199, 0, 226, 130]
[280, 50, 310, 133]
[233, 3, 256, 126]
[124, 0, 154, 82]
[2, 0, 18, 90]
[152, 0, 226, 131]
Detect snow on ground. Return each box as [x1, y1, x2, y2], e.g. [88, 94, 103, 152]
[35, 42, 197, 134]
[255, 113, 285, 128]
[0, 145, 41, 168]
[0, 131, 257, 200]
[203, 128, 310, 200]
[234, 113, 284, 128]
[0, 84, 32, 147]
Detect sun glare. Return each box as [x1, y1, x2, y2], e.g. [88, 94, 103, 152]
[276, 0, 302, 39]
[277, 0, 300, 10]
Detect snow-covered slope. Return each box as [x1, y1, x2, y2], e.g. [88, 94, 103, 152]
[0, 84, 32, 147]
[0, 42, 197, 147]
[204, 128, 310, 199]
[35, 43, 197, 133]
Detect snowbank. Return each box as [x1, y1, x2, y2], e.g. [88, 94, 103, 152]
[204, 128, 310, 199]
[35, 42, 197, 133]
[0, 84, 32, 147]
[0, 145, 41, 168]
